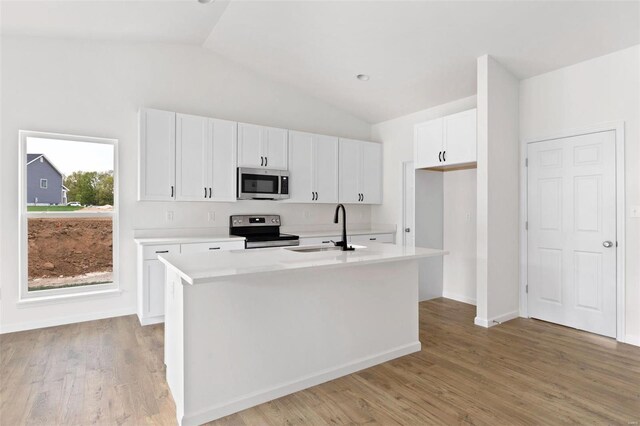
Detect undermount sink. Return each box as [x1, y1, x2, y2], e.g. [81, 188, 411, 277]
[286, 244, 366, 253]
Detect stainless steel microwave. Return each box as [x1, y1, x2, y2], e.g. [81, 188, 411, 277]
[237, 167, 290, 200]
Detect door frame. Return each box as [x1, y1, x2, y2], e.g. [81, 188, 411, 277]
[401, 161, 414, 247]
[520, 121, 626, 342]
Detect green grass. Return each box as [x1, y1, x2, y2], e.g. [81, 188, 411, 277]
[27, 205, 84, 212]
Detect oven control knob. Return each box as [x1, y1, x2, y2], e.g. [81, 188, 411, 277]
[271, 219, 276, 223]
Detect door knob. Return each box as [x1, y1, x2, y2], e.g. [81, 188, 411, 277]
[603, 241, 613, 248]
[404, 228, 411, 232]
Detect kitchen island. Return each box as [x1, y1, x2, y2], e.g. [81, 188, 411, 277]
[159, 243, 446, 426]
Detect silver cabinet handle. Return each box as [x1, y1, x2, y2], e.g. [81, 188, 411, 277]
[603, 241, 613, 248]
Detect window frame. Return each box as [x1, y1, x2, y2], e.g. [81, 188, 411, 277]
[19, 130, 119, 300]
[39, 178, 48, 189]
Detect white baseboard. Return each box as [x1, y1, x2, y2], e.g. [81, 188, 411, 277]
[0, 307, 136, 334]
[182, 341, 422, 426]
[474, 310, 519, 328]
[138, 315, 164, 326]
[442, 291, 476, 306]
[623, 334, 640, 347]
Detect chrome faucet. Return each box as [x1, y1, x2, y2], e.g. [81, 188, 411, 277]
[333, 204, 355, 251]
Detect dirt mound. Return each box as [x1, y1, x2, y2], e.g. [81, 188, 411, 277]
[28, 217, 113, 279]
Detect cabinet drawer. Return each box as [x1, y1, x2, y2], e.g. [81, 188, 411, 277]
[143, 244, 181, 260]
[181, 240, 245, 254]
[350, 233, 394, 244]
[299, 236, 340, 246]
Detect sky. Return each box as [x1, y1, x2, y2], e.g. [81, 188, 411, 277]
[27, 137, 114, 176]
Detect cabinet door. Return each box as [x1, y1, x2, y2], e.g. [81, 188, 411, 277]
[288, 131, 315, 202]
[350, 233, 394, 244]
[210, 118, 237, 201]
[339, 139, 362, 203]
[361, 142, 382, 204]
[175, 114, 209, 201]
[314, 135, 339, 203]
[414, 118, 443, 169]
[443, 109, 476, 165]
[238, 123, 264, 168]
[139, 108, 176, 200]
[144, 260, 165, 318]
[264, 127, 288, 170]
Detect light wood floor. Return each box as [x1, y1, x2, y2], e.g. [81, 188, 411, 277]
[1, 298, 639, 425]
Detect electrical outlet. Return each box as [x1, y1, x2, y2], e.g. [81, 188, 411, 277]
[166, 210, 174, 222]
[208, 211, 215, 222]
[631, 206, 640, 218]
[304, 211, 311, 219]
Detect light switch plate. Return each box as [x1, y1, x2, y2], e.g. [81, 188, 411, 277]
[166, 210, 174, 221]
[631, 206, 640, 218]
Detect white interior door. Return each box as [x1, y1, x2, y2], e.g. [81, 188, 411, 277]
[403, 161, 415, 247]
[527, 131, 616, 337]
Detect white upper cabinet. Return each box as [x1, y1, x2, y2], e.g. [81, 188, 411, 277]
[176, 115, 238, 202]
[140, 109, 237, 202]
[288, 131, 339, 203]
[414, 118, 443, 169]
[209, 118, 238, 202]
[238, 123, 288, 170]
[443, 109, 476, 165]
[314, 135, 339, 203]
[176, 113, 209, 201]
[139, 108, 176, 201]
[414, 108, 476, 170]
[339, 139, 382, 204]
[361, 142, 382, 204]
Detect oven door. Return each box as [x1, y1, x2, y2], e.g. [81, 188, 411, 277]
[237, 168, 286, 200]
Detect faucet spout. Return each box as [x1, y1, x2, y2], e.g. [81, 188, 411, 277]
[333, 204, 355, 251]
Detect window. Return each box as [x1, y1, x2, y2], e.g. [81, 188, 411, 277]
[19, 131, 118, 298]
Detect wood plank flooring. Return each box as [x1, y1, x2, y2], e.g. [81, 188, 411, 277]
[1, 298, 639, 425]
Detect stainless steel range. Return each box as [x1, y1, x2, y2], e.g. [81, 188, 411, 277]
[229, 215, 299, 249]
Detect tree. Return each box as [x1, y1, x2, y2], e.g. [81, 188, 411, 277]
[64, 171, 113, 206]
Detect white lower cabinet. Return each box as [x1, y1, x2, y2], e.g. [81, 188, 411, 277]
[298, 233, 395, 247]
[181, 240, 245, 254]
[144, 260, 166, 318]
[350, 233, 394, 244]
[137, 240, 244, 325]
[298, 236, 340, 246]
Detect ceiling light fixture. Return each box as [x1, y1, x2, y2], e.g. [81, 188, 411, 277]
[198, 0, 214, 3]
[356, 74, 370, 81]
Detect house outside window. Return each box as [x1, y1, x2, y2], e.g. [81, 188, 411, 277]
[40, 178, 48, 189]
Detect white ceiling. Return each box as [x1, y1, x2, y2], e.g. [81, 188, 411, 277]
[2, 1, 639, 123]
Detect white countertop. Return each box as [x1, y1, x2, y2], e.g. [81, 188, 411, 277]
[158, 243, 447, 284]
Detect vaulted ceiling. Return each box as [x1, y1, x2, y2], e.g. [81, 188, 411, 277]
[2, 1, 639, 123]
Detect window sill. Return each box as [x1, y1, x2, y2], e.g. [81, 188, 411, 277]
[17, 288, 122, 307]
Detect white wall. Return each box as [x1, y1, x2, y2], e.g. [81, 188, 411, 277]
[443, 169, 477, 305]
[0, 36, 373, 333]
[476, 55, 520, 327]
[520, 45, 640, 345]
